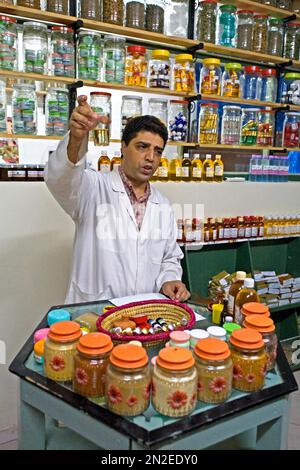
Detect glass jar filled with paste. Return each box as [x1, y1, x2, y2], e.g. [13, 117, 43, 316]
[243, 315, 277, 371]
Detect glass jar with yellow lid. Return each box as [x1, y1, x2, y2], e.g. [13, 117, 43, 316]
[152, 347, 197, 417]
[74, 333, 113, 398]
[200, 58, 222, 95]
[44, 321, 82, 382]
[105, 344, 150, 416]
[243, 314, 277, 371]
[221, 63, 242, 98]
[148, 49, 171, 89]
[173, 54, 195, 93]
[194, 337, 233, 403]
[229, 328, 267, 392]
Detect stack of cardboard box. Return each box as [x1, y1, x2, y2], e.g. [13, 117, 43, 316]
[254, 271, 300, 308]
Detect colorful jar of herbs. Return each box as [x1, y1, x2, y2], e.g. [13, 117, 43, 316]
[257, 110, 275, 147]
[105, 344, 150, 416]
[51, 26, 75, 78]
[243, 315, 277, 371]
[23, 21, 48, 75]
[103, 35, 126, 84]
[236, 10, 254, 50]
[168, 99, 188, 142]
[196, 0, 217, 44]
[200, 58, 222, 95]
[240, 108, 259, 146]
[229, 328, 267, 392]
[73, 333, 113, 398]
[44, 321, 82, 382]
[46, 88, 69, 136]
[125, 45, 147, 87]
[152, 347, 197, 417]
[194, 338, 233, 404]
[283, 22, 300, 60]
[77, 31, 102, 81]
[0, 16, 18, 72]
[283, 112, 300, 147]
[218, 4, 237, 48]
[173, 54, 195, 93]
[12, 84, 37, 135]
[253, 15, 268, 54]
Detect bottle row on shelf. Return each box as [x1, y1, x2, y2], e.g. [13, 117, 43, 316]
[249, 155, 290, 182]
[177, 214, 300, 244]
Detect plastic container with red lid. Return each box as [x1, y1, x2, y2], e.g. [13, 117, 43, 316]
[125, 45, 148, 87]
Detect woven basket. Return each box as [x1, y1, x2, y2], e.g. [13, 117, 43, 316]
[96, 300, 195, 349]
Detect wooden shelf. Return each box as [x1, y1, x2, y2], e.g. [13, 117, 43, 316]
[195, 144, 286, 151]
[199, 94, 282, 108]
[219, 0, 299, 20]
[180, 234, 300, 249]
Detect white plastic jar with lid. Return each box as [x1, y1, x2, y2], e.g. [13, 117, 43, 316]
[169, 330, 190, 349]
[189, 329, 209, 349]
[207, 326, 227, 341]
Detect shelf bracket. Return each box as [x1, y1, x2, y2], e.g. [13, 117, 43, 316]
[187, 42, 204, 56]
[282, 14, 297, 23]
[275, 60, 293, 71]
[186, 94, 201, 102]
[67, 81, 84, 118]
[71, 20, 84, 33]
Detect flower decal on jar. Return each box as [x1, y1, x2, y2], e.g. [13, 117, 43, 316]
[75, 367, 89, 386]
[167, 390, 188, 410]
[246, 372, 256, 383]
[233, 364, 243, 380]
[143, 382, 151, 400]
[127, 394, 138, 407]
[209, 376, 227, 394]
[190, 392, 197, 406]
[50, 355, 65, 371]
[108, 384, 122, 404]
[197, 381, 204, 392]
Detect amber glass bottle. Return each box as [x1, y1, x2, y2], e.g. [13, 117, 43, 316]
[237, 216, 245, 239]
[98, 151, 111, 172]
[204, 218, 210, 242]
[228, 271, 247, 317]
[111, 151, 121, 171]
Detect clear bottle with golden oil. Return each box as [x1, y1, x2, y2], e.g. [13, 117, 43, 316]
[191, 153, 203, 182]
[169, 153, 182, 181]
[98, 151, 111, 173]
[111, 151, 121, 171]
[202, 154, 214, 182]
[258, 216, 265, 238]
[265, 216, 273, 238]
[158, 155, 169, 182]
[181, 153, 192, 181]
[272, 216, 279, 237]
[213, 154, 224, 182]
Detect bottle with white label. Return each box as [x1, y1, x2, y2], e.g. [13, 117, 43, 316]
[203, 154, 214, 182]
[98, 151, 111, 173]
[181, 153, 192, 181]
[228, 271, 246, 316]
[169, 153, 182, 181]
[192, 154, 202, 182]
[111, 151, 121, 171]
[213, 154, 224, 182]
[158, 155, 169, 181]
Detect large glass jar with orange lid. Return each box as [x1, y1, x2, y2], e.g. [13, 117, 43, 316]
[237, 301, 270, 327]
[173, 54, 195, 93]
[194, 338, 233, 404]
[73, 333, 113, 398]
[243, 315, 277, 371]
[105, 344, 150, 416]
[44, 321, 82, 382]
[229, 328, 267, 392]
[125, 45, 147, 87]
[200, 58, 222, 96]
[152, 347, 197, 417]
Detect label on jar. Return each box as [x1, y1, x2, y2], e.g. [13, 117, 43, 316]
[218, 227, 224, 239]
[204, 229, 210, 242]
[228, 294, 235, 315]
[214, 165, 223, 177]
[231, 228, 238, 239]
[175, 167, 182, 177]
[185, 230, 194, 242]
[206, 167, 214, 178]
[100, 164, 110, 173]
[238, 227, 245, 238]
[212, 229, 217, 240]
[224, 228, 231, 239]
[251, 227, 258, 237]
[13, 170, 26, 178]
[192, 168, 202, 178]
[158, 167, 168, 178]
[181, 167, 190, 178]
[28, 170, 38, 179]
[194, 230, 202, 242]
[113, 163, 121, 171]
[245, 227, 252, 238]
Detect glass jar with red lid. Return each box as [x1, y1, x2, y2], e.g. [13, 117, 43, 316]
[260, 68, 277, 102]
[282, 112, 300, 147]
[243, 66, 261, 101]
[125, 45, 147, 87]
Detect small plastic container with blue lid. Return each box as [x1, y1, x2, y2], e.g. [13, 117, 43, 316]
[47, 308, 71, 326]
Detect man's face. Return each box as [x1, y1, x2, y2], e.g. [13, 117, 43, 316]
[121, 131, 164, 184]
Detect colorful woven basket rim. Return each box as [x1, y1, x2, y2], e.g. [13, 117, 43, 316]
[96, 299, 196, 343]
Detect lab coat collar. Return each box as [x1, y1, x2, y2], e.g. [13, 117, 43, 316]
[110, 169, 159, 204]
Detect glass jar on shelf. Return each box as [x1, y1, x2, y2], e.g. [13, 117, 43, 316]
[168, 100, 188, 142]
[260, 69, 277, 102]
[243, 315, 277, 371]
[90, 92, 111, 146]
[199, 103, 219, 145]
[125, 45, 147, 87]
[121, 95, 142, 132]
[200, 58, 221, 96]
[257, 110, 275, 146]
[221, 63, 242, 98]
[51, 26, 75, 78]
[173, 54, 195, 93]
[77, 31, 102, 81]
[148, 98, 168, 125]
[47, 0, 69, 14]
[0, 16, 18, 72]
[221, 105, 242, 145]
[148, 49, 170, 89]
[46, 88, 69, 136]
[145, 0, 164, 34]
[195, 0, 217, 44]
[282, 112, 300, 147]
[125, 0, 145, 28]
[17, 0, 41, 8]
[79, 0, 101, 20]
[240, 108, 259, 146]
[103, 0, 124, 25]
[243, 66, 261, 101]
[280, 73, 300, 104]
[103, 35, 125, 84]
[218, 4, 237, 48]
[267, 18, 284, 57]
[12, 84, 37, 135]
[236, 10, 254, 50]
[253, 15, 268, 54]
[276, 0, 292, 9]
[0, 79, 7, 132]
[283, 22, 300, 60]
[165, 0, 188, 38]
[23, 21, 48, 75]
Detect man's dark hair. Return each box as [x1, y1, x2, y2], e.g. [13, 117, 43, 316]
[122, 115, 168, 147]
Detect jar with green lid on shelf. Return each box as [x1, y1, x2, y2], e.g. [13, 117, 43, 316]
[0, 16, 17, 72]
[103, 0, 124, 25]
[121, 95, 142, 133]
[46, 88, 69, 136]
[79, 0, 101, 20]
[77, 31, 102, 81]
[51, 26, 75, 78]
[168, 99, 188, 142]
[125, 0, 145, 29]
[173, 54, 195, 93]
[223, 322, 241, 341]
[103, 35, 125, 84]
[90, 91, 111, 146]
[240, 108, 259, 146]
[195, 0, 217, 44]
[236, 10, 254, 50]
[17, 0, 41, 8]
[280, 73, 300, 105]
[243, 315, 277, 371]
[268, 18, 284, 57]
[152, 347, 197, 417]
[165, 0, 189, 38]
[148, 98, 168, 125]
[0, 79, 6, 133]
[148, 49, 170, 89]
[23, 21, 48, 75]
[12, 84, 37, 135]
[105, 344, 151, 416]
[218, 4, 237, 48]
[200, 58, 222, 96]
[194, 338, 233, 404]
[47, 0, 69, 14]
[222, 63, 242, 98]
[283, 22, 300, 60]
[257, 110, 275, 147]
[253, 15, 268, 54]
[145, 0, 164, 33]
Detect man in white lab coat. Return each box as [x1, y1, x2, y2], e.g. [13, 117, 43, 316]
[45, 95, 190, 304]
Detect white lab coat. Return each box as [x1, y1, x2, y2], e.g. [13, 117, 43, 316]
[44, 133, 184, 304]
